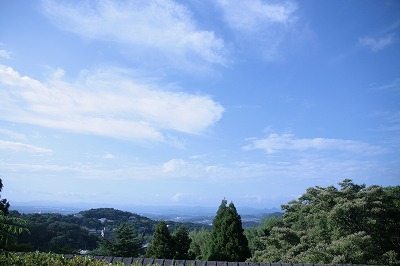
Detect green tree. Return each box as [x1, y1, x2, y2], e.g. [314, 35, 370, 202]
[245, 215, 283, 256]
[0, 178, 29, 250]
[207, 199, 250, 261]
[172, 225, 192, 259]
[0, 179, 10, 216]
[189, 228, 211, 260]
[93, 223, 143, 257]
[146, 220, 174, 259]
[249, 180, 400, 265]
[112, 223, 143, 257]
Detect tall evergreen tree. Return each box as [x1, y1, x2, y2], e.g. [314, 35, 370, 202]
[207, 199, 250, 261]
[146, 220, 174, 259]
[172, 225, 192, 259]
[112, 223, 143, 257]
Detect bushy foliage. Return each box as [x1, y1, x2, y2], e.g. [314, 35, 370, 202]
[248, 180, 400, 265]
[12, 216, 98, 253]
[188, 228, 211, 260]
[0, 212, 29, 250]
[0, 179, 29, 250]
[207, 200, 250, 262]
[0, 252, 126, 266]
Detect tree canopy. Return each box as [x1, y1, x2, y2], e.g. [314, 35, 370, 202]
[0, 178, 29, 250]
[249, 180, 400, 265]
[146, 220, 174, 259]
[172, 225, 192, 259]
[146, 220, 193, 260]
[207, 199, 250, 261]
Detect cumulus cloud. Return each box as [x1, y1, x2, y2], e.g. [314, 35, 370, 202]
[0, 64, 224, 141]
[0, 140, 52, 154]
[171, 193, 184, 202]
[104, 153, 118, 159]
[42, 0, 229, 68]
[359, 34, 397, 52]
[163, 159, 187, 173]
[244, 133, 389, 155]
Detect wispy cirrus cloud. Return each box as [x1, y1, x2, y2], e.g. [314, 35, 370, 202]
[216, 0, 300, 61]
[359, 33, 397, 52]
[370, 78, 400, 92]
[42, 0, 230, 69]
[0, 140, 52, 154]
[0, 49, 12, 59]
[0, 128, 27, 141]
[375, 111, 400, 133]
[243, 133, 389, 155]
[217, 0, 297, 31]
[0, 64, 224, 142]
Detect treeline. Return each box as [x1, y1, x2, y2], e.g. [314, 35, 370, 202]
[186, 180, 400, 265]
[1, 179, 399, 265]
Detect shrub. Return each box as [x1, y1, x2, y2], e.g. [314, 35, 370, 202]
[0, 252, 126, 266]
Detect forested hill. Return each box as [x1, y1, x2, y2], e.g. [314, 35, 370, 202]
[8, 207, 209, 254]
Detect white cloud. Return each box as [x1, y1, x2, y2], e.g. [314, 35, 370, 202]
[0, 49, 12, 59]
[163, 159, 187, 173]
[0, 129, 27, 140]
[0, 64, 224, 141]
[42, 0, 229, 68]
[244, 133, 388, 155]
[216, 0, 300, 61]
[359, 34, 397, 52]
[217, 0, 297, 31]
[104, 153, 117, 159]
[243, 194, 264, 204]
[171, 193, 184, 202]
[0, 140, 52, 154]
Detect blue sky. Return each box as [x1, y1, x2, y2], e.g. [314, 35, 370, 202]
[0, 0, 399, 209]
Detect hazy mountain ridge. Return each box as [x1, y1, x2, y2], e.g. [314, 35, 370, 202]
[10, 201, 282, 227]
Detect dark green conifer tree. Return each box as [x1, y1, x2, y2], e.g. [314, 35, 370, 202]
[112, 223, 143, 257]
[207, 199, 251, 261]
[146, 220, 174, 259]
[172, 225, 192, 259]
[93, 223, 143, 257]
